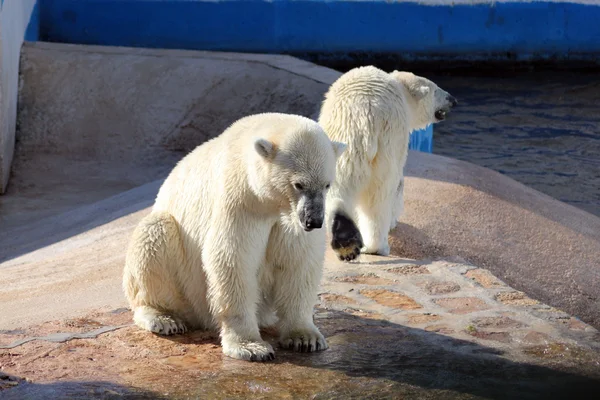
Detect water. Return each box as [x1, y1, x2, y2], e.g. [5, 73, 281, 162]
[427, 71, 600, 217]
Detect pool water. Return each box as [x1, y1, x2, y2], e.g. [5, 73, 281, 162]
[427, 70, 600, 217]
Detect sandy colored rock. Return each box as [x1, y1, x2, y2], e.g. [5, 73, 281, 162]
[360, 289, 422, 310]
[435, 297, 490, 314]
[335, 274, 396, 286]
[342, 308, 387, 321]
[566, 317, 590, 331]
[424, 324, 455, 334]
[473, 316, 525, 329]
[319, 293, 357, 306]
[495, 291, 540, 306]
[465, 269, 505, 289]
[421, 281, 461, 295]
[405, 313, 442, 324]
[393, 151, 600, 328]
[522, 331, 552, 345]
[386, 264, 430, 275]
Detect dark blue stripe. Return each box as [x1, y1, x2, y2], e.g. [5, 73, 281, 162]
[25, 1, 40, 41]
[37, 1, 600, 59]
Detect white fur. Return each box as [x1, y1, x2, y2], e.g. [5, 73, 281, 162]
[319, 66, 455, 256]
[123, 113, 346, 360]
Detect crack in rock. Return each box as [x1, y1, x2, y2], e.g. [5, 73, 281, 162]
[0, 324, 132, 349]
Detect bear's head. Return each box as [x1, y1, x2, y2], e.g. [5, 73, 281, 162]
[251, 118, 346, 232]
[390, 71, 458, 131]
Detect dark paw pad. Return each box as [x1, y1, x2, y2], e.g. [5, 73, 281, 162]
[330, 212, 363, 262]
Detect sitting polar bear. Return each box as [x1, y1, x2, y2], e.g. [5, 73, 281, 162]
[123, 113, 346, 361]
[319, 66, 457, 259]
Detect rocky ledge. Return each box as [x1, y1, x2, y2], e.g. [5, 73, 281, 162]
[1, 252, 599, 399]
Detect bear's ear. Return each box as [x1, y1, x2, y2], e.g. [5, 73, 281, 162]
[331, 141, 347, 159]
[255, 138, 276, 159]
[411, 85, 430, 100]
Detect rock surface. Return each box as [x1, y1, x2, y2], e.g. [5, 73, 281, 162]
[1, 253, 599, 399]
[394, 151, 600, 328]
[1, 43, 600, 398]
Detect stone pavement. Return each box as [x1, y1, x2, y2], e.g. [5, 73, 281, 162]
[2, 252, 599, 399]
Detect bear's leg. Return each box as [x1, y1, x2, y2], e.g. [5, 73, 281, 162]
[123, 211, 189, 335]
[389, 176, 405, 232]
[256, 267, 279, 328]
[203, 217, 275, 362]
[356, 183, 396, 256]
[267, 222, 328, 353]
[257, 302, 279, 329]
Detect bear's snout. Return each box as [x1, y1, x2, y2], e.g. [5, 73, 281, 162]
[447, 95, 458, 108]
[299, 210, 324, 231]
[298, 195, 325, 232]
[304, 216, 323, 231]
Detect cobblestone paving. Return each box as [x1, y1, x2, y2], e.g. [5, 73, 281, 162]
[1, 253, 599, 399]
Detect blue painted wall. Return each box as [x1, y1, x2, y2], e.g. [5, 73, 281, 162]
[410, 126, 433, 154]
[23, 1, 600, 154]
[25, 1, 40, 41]
[37, 1, 600, 60]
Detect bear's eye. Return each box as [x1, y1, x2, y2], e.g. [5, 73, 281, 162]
[325, 184, 331, 190]
[294, 183, 304, 191]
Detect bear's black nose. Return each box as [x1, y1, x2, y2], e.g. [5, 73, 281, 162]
[305, 218, 323, 231]
[448, 95, 458, 107]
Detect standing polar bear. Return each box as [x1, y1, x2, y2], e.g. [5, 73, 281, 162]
[319, 66, 457, 258]
[123, 113, 346, 361]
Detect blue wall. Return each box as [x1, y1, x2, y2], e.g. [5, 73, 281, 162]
[37, 1, 600, 60]
[23, 1, 600, 154]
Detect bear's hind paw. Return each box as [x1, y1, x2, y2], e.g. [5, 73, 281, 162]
[147, 315, 187, 335]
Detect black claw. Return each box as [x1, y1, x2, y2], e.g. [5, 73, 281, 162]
[250, 354, 257, 361]
[307, 343, 313, 352]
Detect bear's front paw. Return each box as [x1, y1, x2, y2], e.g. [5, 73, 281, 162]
[279, 326, 328, 353]
[222, 339, 275, 362]
[331, 212, 363, 262]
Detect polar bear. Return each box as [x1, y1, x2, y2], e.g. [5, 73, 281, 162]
[319, 66, 457, 258]
[123, 113, 346, 361]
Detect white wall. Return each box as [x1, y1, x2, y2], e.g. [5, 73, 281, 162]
[0, 0, 37, 193]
